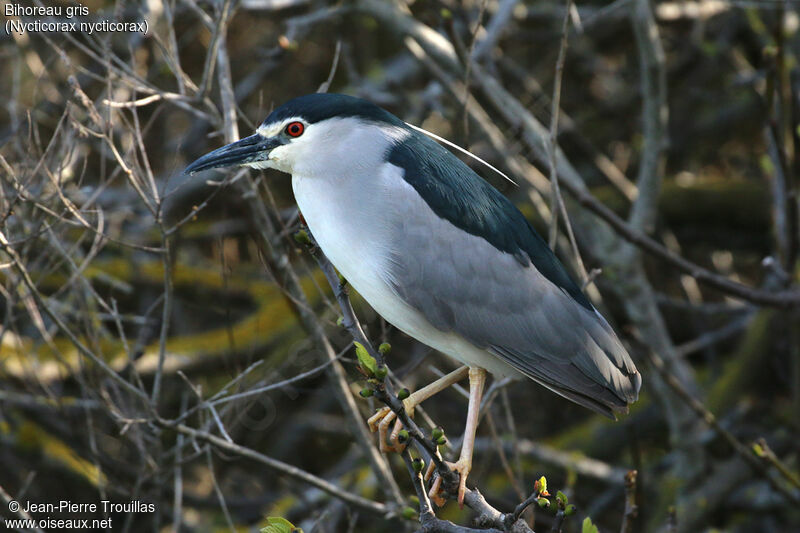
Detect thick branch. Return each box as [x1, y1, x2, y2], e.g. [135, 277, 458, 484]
[628, 0, 668, 233]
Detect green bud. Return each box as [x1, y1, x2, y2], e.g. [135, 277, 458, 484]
[556, 490, 568, 508]
[431, 427, 444, 441]
[537, 497, 550, 508]
[412, 457, 425, 473]
[402, 506, 418, 520]
[367, 378, 381, 386]
[293, 230, 311, 245]
[752, 442, 765, 457]
[397, 429, 409, 444]
[359, 388, 373, 398]
[354, 342, 378, 376]
[378, 342, 392, 355]
[565, 504, 576, 516]
[397, 388, 410, 401]
[435, 436, 447, 446]
[409, 496, 420, 506]
[375, 365, 388, 380]
[336, 316, 344, 327]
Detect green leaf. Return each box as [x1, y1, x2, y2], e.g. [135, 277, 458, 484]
[556, 490, 568, 507]
[378, 342, 392, 355]
[565, 504, 576, 516]
[261, 517, 303, 533]
[354, 342, 377, 376]
[536, 475, 548, 495]
[582, 517, 599, 533]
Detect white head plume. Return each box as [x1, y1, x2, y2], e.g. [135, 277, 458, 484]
[404, 122, 518, 187]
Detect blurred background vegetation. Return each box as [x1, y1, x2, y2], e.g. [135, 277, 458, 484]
[1, 0, 799, 532]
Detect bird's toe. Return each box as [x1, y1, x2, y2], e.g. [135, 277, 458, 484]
[427, 458, 472, 508]
[377, 410, 398, 453]
[445, 459, 472, 508]
[428, 476, 446, 507]
[367, 406, 392, 432]
[388, 418, 408, 452]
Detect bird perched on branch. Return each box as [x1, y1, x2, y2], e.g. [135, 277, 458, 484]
[185, 93, 641, 505]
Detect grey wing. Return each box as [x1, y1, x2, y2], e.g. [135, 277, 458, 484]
[386, 188, 641, 418]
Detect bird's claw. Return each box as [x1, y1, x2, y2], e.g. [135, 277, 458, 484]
[367, 405, 410, 453]
[428, 458, 472, 508]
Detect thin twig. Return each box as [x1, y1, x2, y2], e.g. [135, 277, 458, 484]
[549, 511, 566, 533]
[546, 0, 573, 252]
[197, 0, 235, 99]
[0, 234, 149, 402]
[150, 233, 174, 405]
[642, 344, 800, 503]
[620, 470, 638, 533]
[0, 484, 45, 533]
[471, 0, 517, 62]
[206, 448, 237, 531]
[317, 39, 343, 94]
[158, 420, 391, 516]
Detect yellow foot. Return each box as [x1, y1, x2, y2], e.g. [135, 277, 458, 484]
[366, 367, 470, 455]
[367, 405, 410, 453]
[428, 458, 472, 508]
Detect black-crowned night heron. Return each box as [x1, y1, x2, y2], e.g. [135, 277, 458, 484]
[185, 93, 641, 505]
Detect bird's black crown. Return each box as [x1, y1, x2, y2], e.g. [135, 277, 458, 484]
[262, 93, 405, 128]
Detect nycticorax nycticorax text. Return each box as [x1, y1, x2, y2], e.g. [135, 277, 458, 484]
[185, 93, 641, 505]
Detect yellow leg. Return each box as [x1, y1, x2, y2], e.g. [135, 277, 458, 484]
[367, 366, 469, 453]
[429, 366, 486, 507]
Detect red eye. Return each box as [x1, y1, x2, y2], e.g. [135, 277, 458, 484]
[285, 121, 304, 137]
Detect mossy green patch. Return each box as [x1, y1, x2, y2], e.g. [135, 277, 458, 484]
[1, 258, 327, 380]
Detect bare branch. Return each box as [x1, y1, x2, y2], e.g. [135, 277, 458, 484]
[158, 420, 392, 516]
[620, 470, 638, 533]
[642, 344, 800, 504]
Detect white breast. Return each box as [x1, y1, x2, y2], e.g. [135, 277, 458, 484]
[291, 162, 521, 378]
[291, 162, 400, 314]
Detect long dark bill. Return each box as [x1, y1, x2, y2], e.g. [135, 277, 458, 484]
[183, 134, 283, 175]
